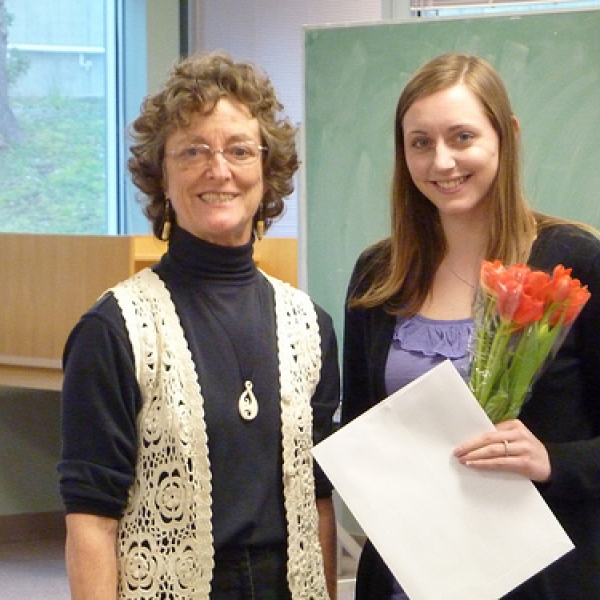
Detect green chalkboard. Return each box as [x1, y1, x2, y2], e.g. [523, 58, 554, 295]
[304, 8, 600, 340]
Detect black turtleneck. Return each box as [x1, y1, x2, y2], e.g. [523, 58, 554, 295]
[155, 226, 285, 549]
[59, 225, 340, 552]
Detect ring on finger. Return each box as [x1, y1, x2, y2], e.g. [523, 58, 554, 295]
[503, 439, 509, 457]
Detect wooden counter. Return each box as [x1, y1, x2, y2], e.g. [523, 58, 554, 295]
[0, 234, 297, 391]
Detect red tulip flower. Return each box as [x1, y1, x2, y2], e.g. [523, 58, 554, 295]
[469, 261, 590, 423]
[546, 266, 591, 326]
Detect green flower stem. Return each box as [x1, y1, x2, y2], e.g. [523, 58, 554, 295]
[475, 318, 513, 411]
[503, 301, 569, 420]
[504, 321, 554, 419]
[469, 293, 496, 394]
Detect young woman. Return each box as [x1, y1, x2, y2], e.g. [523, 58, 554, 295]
[342, 53, 600, 599]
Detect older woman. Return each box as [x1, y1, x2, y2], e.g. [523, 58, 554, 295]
[59, 52, 340, 600]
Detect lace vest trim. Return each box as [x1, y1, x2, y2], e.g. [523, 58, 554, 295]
[111, 268, 329, 599]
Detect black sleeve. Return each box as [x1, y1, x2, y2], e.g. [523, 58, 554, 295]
[311, 305, 341, 498]
[58, 293, 141, 518]
[341, 319, 371, 425]
[341, 245, 387, 426]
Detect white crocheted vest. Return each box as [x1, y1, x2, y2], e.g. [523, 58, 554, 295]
[111, 268, 329, 599]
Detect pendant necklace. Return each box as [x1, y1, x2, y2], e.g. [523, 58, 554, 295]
[446, 262, 477, 290]
[238, 380, 259, 421]
[198, 292, 260, 422]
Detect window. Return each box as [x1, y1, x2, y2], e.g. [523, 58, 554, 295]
[409, 0, 600, 18]
[1, 0, 147, 234]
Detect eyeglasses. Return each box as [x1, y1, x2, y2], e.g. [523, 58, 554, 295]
[166, 141, 267, 168]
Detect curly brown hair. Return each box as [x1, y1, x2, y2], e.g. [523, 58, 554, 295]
[127, 51, 299, 240]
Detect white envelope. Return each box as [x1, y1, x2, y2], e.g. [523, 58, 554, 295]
[313, 360, 573, 600]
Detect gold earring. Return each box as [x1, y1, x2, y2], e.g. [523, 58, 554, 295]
[256, 201, 265, 240]
[161, 198, 172, 241]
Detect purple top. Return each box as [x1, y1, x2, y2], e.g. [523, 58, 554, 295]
[385, 314, 474, 395]
[386, 314, 475, 599]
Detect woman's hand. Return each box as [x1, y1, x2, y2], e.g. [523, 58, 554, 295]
[453, 419, 551, 483]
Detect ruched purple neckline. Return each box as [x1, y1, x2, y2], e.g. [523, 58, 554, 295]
[393, 314, 474, 360]
[385, 314, 475, 394]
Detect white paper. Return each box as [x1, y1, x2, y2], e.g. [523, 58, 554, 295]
[313, 360, 573, 600]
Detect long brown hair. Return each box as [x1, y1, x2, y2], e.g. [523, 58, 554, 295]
[350, 53, 539, 315]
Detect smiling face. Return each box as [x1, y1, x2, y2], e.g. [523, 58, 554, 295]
[403, 84, 499, 225]
[163, 98, 265, 247]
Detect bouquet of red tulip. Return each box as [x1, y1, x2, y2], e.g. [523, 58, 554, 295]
[468, 261, 591, 423]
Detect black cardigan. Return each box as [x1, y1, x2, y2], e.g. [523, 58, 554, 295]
[342, 224, 600, 599]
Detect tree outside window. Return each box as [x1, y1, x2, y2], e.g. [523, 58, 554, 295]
[0, 0, 25, 146]
[1, 0, 107, 234]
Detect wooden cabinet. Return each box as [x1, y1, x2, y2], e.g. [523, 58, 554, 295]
[0, 234, 297, 391]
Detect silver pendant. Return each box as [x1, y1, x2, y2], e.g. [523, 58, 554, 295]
[238, 380, 258, 421]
